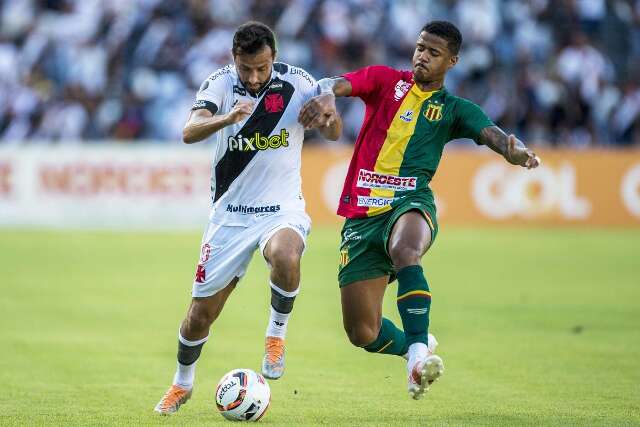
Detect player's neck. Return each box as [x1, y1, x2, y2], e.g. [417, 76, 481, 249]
[414, 79, 444, 92]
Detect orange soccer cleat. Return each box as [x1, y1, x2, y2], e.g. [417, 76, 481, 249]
[154, 384, 192, 415]
[262, 336, 286, 380]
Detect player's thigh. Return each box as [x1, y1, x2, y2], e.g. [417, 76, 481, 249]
[386, 206, 437, 265]
[340, 276, 388, 334]
[388, 211, 431, 257]
[192, 222, 260, 298]
[261, 227, 305, 267]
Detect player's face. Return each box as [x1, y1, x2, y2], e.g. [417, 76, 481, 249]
[234, 45, 275, 95]
[412, 32, 458, 84]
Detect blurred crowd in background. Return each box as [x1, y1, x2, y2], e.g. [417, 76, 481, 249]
[0, 0, 639, 146]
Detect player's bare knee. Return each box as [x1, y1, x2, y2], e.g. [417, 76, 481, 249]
[271, 247, 301, 271]
[389, 245, 422, 268]
[270, 249, 301, 284]
[344, 324, 378, 347]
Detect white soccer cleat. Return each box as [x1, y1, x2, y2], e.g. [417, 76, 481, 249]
[407, 354, 444, 400]
[406, 333, 444, 400]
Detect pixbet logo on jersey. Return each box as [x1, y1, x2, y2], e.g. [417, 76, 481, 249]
[227, 129, 290, 151]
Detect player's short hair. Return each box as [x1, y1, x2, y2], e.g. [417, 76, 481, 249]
[421, 21, 462, 55]
[232, 21, 277, 57]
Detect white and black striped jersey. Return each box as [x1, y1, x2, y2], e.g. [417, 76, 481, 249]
[191, 62, 318, 226]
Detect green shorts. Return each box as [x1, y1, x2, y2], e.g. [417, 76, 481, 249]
[337, 199, 438, 287]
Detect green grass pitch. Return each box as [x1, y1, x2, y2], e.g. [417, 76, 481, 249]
[1, 226, 639, 426]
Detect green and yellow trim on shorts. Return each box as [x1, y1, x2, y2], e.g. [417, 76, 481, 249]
[337, 196, 438, 288]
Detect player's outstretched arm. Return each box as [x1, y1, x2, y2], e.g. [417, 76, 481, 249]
[298, 77, 351, 131]
[478, 126, 541, 169]
[182, 101, 254, 144]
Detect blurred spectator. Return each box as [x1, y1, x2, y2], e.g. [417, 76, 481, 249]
[0, 0, 638, 145]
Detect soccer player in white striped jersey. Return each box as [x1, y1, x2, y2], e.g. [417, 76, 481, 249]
[154, 21, 341, 415]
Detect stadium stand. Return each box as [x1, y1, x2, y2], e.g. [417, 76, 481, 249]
[0, 0, 638, 145]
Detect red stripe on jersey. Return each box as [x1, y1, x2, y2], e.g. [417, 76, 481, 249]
[338, 66, 414, 218]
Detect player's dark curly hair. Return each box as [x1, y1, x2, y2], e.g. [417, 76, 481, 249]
[421, 21, 462, 55]
[232, 21, 277, 57]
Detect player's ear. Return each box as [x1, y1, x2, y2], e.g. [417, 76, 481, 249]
[448, 55, 458, 69]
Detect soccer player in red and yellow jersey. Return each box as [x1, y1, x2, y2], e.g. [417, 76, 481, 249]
[299, 21, 540, 400]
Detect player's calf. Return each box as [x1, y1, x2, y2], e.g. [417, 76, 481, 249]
[361, 318, 408, 356]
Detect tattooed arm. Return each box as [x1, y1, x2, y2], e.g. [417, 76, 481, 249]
[478, 126, 541, 169]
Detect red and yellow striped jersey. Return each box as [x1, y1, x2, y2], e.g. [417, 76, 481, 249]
[338, 65, 494, 218]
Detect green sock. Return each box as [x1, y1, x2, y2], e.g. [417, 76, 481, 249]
[396, 265, 431, 347]
[363, 318, 408, 356]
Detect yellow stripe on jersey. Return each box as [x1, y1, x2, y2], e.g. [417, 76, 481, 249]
[367, 85, 436, 216]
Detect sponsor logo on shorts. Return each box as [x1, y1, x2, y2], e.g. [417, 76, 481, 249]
[356, 195, 395, 207]
[226, 204, 281, 214]
[195, 264, 206, 283]
[200, 243, 211, 263]
[342, 228, 361, 242]
[292, 222, 307, 237]
[227, 129, 290, 151]
[339, 248, 349, 267]
[357, 169, 417, 191]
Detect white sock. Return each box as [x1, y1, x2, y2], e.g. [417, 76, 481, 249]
[407, 342, 429, 372]
[173, 361, 196, 389]
[173, 333, 208, 389]
[266, 306, 291, 338]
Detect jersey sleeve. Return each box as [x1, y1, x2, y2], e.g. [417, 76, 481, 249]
[342, 65, 396, 102]
[290, 66, 319, 103]
[451, 98, 495, 144]
[191, 69, 229, 115]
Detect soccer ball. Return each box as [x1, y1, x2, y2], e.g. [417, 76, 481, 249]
[215, 369, 271, 422]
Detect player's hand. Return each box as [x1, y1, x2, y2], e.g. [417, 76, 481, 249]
[225, 101, 254, 125]
[298, 93, 338, 129]
[506, 134, 541, 169]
